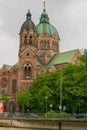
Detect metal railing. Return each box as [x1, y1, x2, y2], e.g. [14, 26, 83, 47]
[0, 112, 87, 120]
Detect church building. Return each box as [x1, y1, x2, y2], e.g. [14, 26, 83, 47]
[0, 4, 81, 112]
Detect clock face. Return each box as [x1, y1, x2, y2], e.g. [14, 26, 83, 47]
[1, 78, 8, 88]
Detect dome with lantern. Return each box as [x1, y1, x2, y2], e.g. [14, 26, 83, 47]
[37, 7, 59, 37]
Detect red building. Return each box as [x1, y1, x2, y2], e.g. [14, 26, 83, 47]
[0, 6, 81, 112]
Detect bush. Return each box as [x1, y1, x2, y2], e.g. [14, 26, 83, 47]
[47, 110, 58, 118]
[57, 112, 72, 119]
[47, 110, 72, 119]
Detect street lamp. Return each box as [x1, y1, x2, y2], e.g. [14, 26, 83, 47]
[45, 96, 48, 118]
[50, 104, 53, 111]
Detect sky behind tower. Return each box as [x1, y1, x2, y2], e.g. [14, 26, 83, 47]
[0, 0, 87, 67]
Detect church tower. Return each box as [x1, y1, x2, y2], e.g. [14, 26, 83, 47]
[18, 10, 37, 90]
[37, 2, 60, 65]
[18, 3, 60, 90]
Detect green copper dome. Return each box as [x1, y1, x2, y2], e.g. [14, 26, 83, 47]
[20, 10, 36, 33]
[37, 9, 59, 37]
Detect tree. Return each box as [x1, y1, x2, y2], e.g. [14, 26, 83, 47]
[62, 63, 87, 113]
[79, 49, 87, 66]
[18, 90, 30, 112]
[0, 93, 9, 111]
[18, 63, 87, 113]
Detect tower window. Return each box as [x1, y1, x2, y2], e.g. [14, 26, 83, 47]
[43, 42, 46, 49]
[42, 42, 48, 49]
[29, 36, 32, 44]
[24, 35, 27, 44]
[53, 42, 57, 50]
[42, 40, 50, 49]
[24, 63, 32, 78]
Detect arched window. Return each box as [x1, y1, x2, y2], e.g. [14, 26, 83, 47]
[43, 42, 46, 49]
[47, 42, 49, 49]
[24, 63, 32, 78]
[42, 42, 47, 49]
[29, 36, 32, 44]
[12, 79, 17, 93]
[24, 35, 27, 44]
[1, 78, 7, 88]
[42, 41, 49, 49]
[52, 42, 57, 50]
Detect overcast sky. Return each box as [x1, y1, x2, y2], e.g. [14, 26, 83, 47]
[0, 0, 87, 67]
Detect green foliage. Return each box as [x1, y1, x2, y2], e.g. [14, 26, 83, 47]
[62, 64, 87, 113]
[47, 110, 71, 119]
[57, 112, 71, 119]
[18, 90, 30, 112]
[18, 62, 87, 114]
[79, 49, 87, 65]
[47, 110, 58, 118]
[0, 93, 9, 106]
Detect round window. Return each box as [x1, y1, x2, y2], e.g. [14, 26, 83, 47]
[1, 78, 8, 88]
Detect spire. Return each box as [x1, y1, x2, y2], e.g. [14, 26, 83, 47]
[26, 9, 31, 20]
[40, 1, 49, 23]
[43, 1, 46, 10]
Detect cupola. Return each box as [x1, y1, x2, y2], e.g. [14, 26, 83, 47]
[37, 3, 59, 37]
[20, 10, 36, 33]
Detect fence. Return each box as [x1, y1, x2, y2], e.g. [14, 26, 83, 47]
[0, 112, 87, 120]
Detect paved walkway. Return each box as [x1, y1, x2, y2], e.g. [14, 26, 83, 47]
[0, 128, 32, 130]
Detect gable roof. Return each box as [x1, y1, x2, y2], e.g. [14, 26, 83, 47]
[10, 63, 19, 71]
[1, 63, 19, 72]
[49, 49, 80, 66]
[4, 64, 12, 71]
